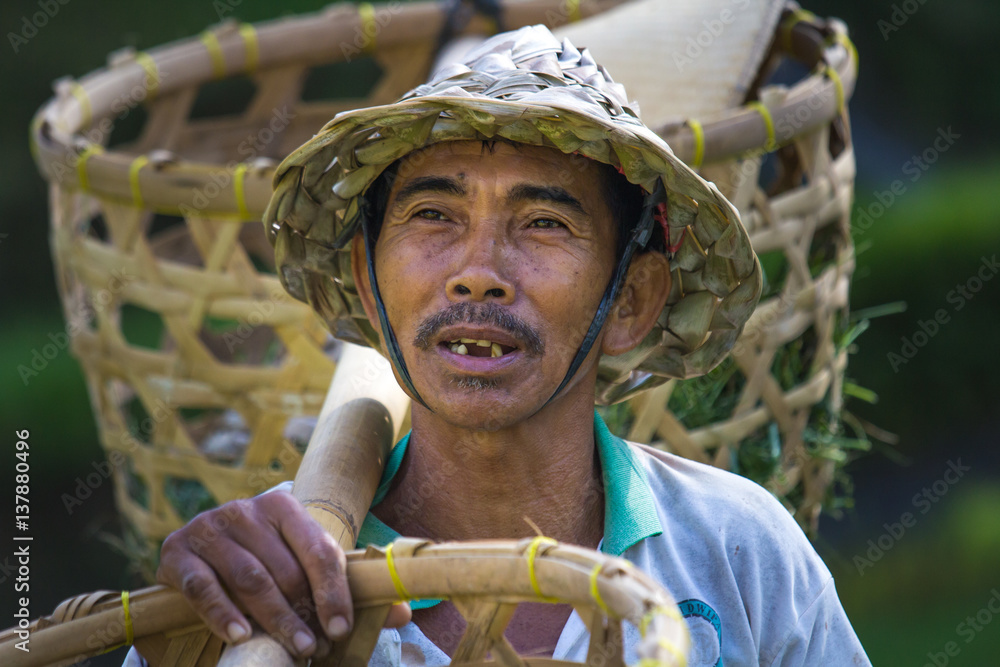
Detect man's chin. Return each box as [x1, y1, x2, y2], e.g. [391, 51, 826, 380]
[421, 380, 542, 431]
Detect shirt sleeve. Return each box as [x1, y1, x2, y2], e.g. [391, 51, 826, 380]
[765, 577, 871, 667]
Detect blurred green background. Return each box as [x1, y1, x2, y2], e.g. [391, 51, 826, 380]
[1, 1, 998, 664]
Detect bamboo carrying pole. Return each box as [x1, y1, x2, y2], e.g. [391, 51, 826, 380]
[216, 343, 410, 667]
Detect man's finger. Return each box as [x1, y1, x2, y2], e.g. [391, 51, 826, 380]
[227, 511, 312, 609]
[276, 503, 354, 640]
[159, 555, 251, 645]
[220, 546, 321, 658]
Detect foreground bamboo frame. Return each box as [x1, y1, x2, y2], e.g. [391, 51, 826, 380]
[0, 540, 690, 667]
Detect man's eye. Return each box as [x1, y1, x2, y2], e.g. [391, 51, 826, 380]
[528, 218, 564, 229]
[415, 209, 448, 221]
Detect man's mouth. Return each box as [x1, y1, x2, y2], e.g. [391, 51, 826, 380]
[443, 338, 517, 358]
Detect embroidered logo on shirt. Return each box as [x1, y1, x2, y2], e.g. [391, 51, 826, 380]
[678, 599, 722, 667]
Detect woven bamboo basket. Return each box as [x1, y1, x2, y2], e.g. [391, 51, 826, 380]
[29, 0, 859, 577]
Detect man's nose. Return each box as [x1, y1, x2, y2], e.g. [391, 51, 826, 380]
[445, 230, 515, 304]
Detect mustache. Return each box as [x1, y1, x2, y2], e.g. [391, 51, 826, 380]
[412, 302, 545, 356]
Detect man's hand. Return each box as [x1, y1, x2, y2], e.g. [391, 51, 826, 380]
[156, 490, 411, 659]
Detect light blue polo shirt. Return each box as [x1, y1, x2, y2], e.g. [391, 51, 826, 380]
[124, 412, 870, 667]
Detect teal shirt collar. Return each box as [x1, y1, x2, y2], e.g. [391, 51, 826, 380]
[356, 411, 662, 607]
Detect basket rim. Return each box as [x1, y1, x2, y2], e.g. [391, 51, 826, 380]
[29, 3, 857, 218]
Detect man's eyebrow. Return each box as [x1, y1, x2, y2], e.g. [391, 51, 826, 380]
[506, 183, 589, 217]
[392, 176, 467, 207]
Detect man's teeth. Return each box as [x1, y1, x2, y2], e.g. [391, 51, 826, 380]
[448, 339, 505, 357]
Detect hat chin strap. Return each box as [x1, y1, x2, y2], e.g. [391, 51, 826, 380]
[362, 218, 432, 410]
[540, 182, 659, 408]
[361, 180, 661, 415]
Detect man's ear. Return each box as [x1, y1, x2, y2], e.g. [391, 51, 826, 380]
[351, 232, 381, 335]
[601, 251, 671, 356]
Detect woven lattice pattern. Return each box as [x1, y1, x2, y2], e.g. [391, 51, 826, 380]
[608, 8, 860, 530]
[48, 170, 338, 546]
[30, 0, 858, 556]
[32, 0, 628, 560]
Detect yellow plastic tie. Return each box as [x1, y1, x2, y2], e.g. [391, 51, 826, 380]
[134, 52, 160, 99]
[747, 101, 776, 152]
[824, 32, 859, 75]
[841, 34, 860, 74]
[825, 65, 845, 116]
[75, 144, 104, 192]
[239, 23, 260, 73]
[233, 162, 251, 220]
[122, 590, 134, 645]
[639, 605, 685, 637]
[71, 82, 93, 128]
[99, 591, 134, 654]
[656, 638, 687, 666]
[525, 536, 559, 603]
[686, 119, 705, 169]
[780, 8, 816, 54]
[201, 31, 226, 79]
[588, 563, 611, 615]
[129, 155, 150, 209]
[566, 0, 582, 23]
[358, 3, 377, 54]
[385, 542, 411, 601]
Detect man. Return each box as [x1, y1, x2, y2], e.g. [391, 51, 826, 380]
[135, 26, 870, 666]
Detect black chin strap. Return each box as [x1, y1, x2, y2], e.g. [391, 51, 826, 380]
[360, 178, 663, 413]
[362, 217, 432, 410]
[540, 179, 662, 408]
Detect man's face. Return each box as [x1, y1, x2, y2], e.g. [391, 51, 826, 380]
[356, 141, 620, 429]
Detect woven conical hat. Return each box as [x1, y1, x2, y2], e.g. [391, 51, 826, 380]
[554, 0, 785, 127]
[265, 25, 762, 403]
